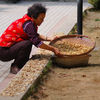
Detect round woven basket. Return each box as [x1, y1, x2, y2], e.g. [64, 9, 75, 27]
[50, 34, 95, 67]
[52, 54, 91, 67]
[50, 34, 95, 56]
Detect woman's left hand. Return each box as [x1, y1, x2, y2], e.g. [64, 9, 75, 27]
[46, 37, 53, 41]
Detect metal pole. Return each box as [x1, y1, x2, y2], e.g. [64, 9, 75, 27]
[77, 0, 83, 35]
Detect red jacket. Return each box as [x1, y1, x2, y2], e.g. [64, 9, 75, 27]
[0, 14, 34, 47]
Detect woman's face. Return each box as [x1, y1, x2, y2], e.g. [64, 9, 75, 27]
[33, 13, 45, 26]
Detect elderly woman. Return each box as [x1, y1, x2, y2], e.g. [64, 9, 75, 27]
[0, 3, 61, 74]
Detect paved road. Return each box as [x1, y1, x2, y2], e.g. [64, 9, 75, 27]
[0, 1, 90, 91]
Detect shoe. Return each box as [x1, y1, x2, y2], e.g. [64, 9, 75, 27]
[10, 66, 20, 74]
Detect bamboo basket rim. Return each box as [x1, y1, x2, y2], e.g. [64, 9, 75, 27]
[50, 34, 96, 57]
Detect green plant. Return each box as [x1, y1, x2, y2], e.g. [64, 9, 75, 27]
[69, 24, 77, 35]
[88, 0, 100, 9]
[95, 18, 100, 21]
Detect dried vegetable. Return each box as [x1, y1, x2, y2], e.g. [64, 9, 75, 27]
[51, 37, 95, 55]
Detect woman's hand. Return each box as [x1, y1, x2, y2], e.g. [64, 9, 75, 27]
[52, 36, 59, 40]
[45, 36, 60, 41]
[45, 37, 53, 41]
[53, 47, 63, 57]
[46, 36, 59, 42]
[39, 43, 63, 57]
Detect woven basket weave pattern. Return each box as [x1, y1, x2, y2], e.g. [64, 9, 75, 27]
[50, 35, 95, 56]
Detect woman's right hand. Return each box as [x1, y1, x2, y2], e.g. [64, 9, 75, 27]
[39, 43, 63, 57]
[53, 47, 63, 57]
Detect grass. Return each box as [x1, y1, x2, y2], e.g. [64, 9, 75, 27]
[69, 23, 77, 35]
[95, 19, 100, 21]
[68, 9, 88, 35]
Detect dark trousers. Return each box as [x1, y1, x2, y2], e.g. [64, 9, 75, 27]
[0, 40, 32, 68]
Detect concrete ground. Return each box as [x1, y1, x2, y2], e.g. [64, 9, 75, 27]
[0, 0, 90, 96]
